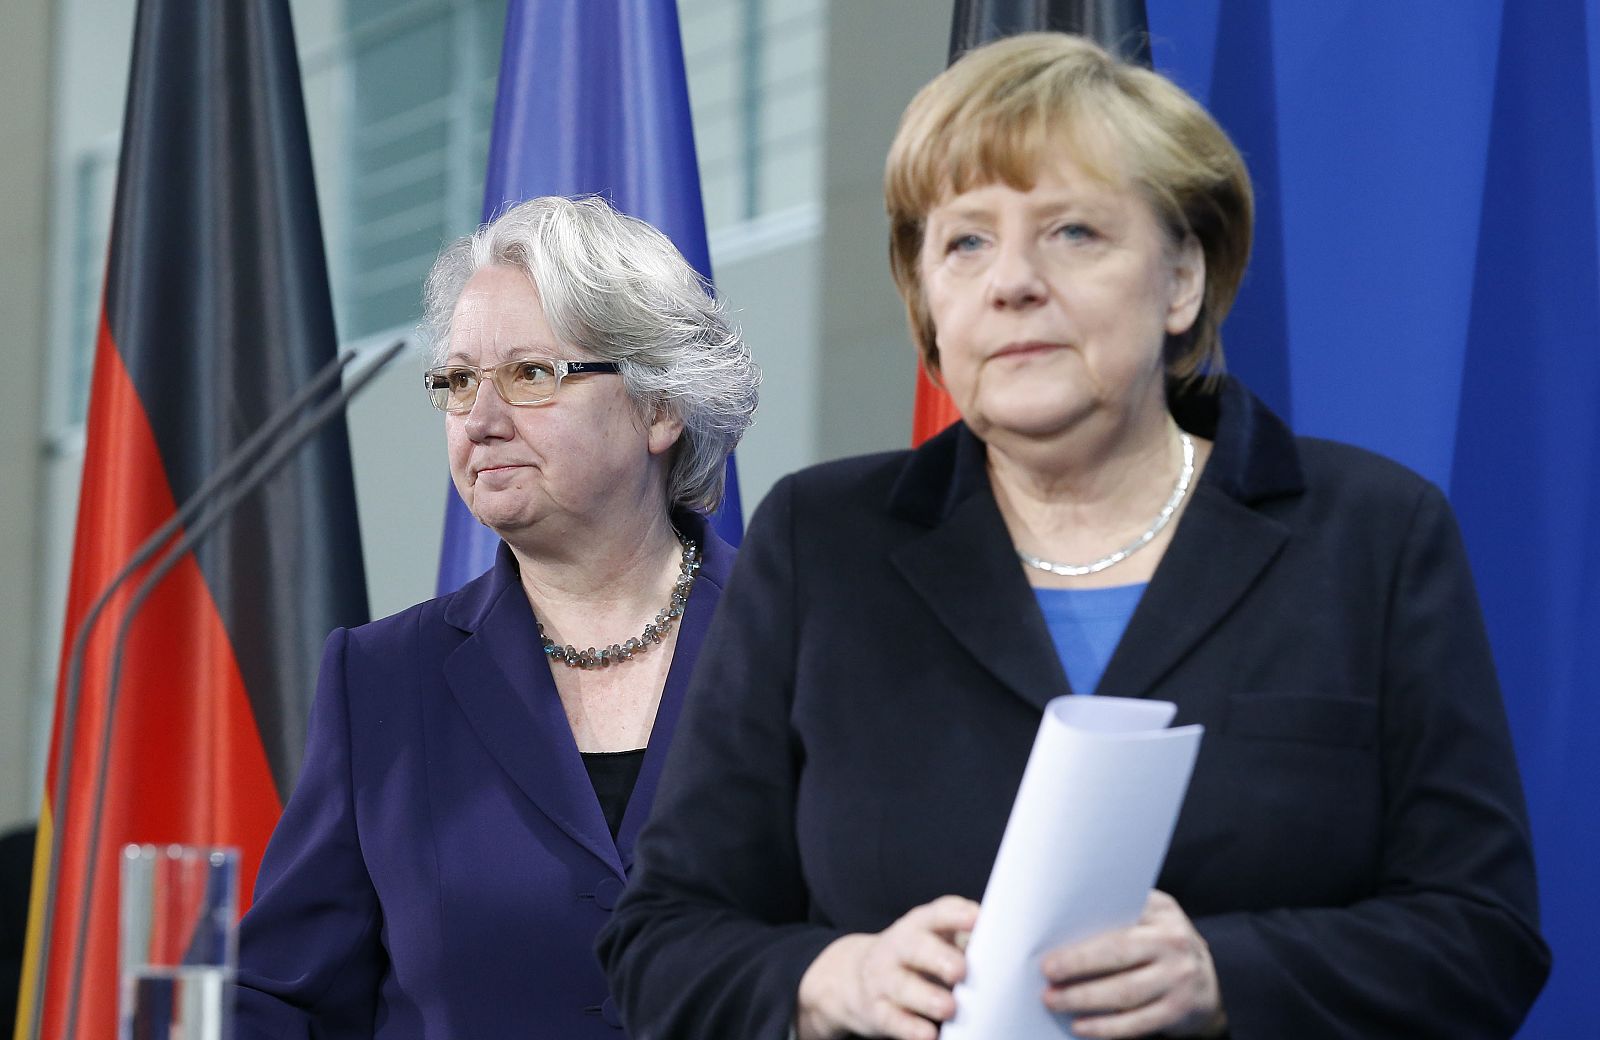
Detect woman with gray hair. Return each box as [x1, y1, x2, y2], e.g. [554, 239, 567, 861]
[233, 194, 758, 1040]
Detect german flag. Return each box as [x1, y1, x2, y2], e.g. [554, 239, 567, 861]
[16, 2, 368, 1038]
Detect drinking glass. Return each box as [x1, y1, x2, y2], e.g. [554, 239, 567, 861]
[119, 844, 239, 1040]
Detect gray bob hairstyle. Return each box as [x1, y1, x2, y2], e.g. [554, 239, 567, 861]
[422, 195, 759, 514]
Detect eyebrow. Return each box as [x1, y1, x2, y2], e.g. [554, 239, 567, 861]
[443, 344, 555, 365]
[930, 192, 1119, 227]
[929, 201, 998, 223]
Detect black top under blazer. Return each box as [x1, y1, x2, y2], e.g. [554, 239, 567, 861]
[600, 377, 1549, 1039]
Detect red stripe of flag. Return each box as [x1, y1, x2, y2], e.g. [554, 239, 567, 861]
[912, 368, 963, 448]
[25, 318, 284, 1040]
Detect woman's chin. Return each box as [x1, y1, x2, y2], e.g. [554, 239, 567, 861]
[466, 497, 543, 538]
[967, 399, 1096, 444]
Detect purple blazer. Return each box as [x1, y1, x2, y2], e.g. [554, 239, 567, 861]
[235, 512, 734, 1039]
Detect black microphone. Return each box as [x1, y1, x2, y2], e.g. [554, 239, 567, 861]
[36, 336, 407, 1040]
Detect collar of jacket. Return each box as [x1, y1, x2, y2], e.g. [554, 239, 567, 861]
[441, 506, 737, 634]
[885, 374, 1306, 528]
[881, 375, 1307, 706]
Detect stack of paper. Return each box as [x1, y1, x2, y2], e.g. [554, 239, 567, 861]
[941, 696, 1202, 1040]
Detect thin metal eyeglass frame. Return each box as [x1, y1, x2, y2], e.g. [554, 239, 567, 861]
[424, 357, 621, 413]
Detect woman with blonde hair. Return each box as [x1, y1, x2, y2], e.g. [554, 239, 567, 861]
[603, 34, 1547, 1040]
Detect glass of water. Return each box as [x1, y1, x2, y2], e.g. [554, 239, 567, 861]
[119, 844, 240, 1040]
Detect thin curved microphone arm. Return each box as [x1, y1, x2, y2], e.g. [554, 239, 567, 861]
[43, 337, 406, 1040]
[27, 343, 361, 1040]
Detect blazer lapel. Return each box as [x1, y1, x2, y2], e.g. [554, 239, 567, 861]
[1096, 485, 1289, 700]
[444, 547, 623, 876]
[890, 428, 1073, 713]
[1103, 378, 1305, 700]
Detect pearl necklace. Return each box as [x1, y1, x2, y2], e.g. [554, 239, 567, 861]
[1016, 431, 1195, 577]
[538, 532, 701, 669]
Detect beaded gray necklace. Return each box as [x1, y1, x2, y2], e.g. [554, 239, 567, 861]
[538, 532, 701, 669]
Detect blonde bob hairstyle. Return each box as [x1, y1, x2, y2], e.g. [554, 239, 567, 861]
[885, 32, 1253, 387]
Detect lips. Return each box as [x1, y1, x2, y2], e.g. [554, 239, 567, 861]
[990, 340, 1067, 360]
[471, 463, 530, 483]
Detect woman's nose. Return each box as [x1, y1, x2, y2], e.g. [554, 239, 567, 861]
[987, 240, 1048, 310]
[462, 377, 514, 442]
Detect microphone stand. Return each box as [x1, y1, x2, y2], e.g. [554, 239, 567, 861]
[32, 337, 407, 1040]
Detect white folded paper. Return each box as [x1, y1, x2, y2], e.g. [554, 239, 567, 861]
[941, 696, 1202, 1040]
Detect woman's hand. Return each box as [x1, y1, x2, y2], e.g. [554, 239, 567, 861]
[1041, 890, 1225, 1038]
[795, 895, 979, 1040]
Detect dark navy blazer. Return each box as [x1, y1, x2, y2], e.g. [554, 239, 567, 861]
[235, 512, 734, 1039]
[602, 379, 1550, 1039]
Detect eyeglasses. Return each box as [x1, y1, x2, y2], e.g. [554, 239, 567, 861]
[424, 357, 621, 413]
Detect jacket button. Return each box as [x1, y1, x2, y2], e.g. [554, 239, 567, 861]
[601, 996, 623, 1028]
[593, 875, 625, 911]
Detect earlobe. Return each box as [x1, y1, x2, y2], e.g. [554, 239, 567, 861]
[1166, 234, 1206, 335]
[647, 407, 685, 457]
